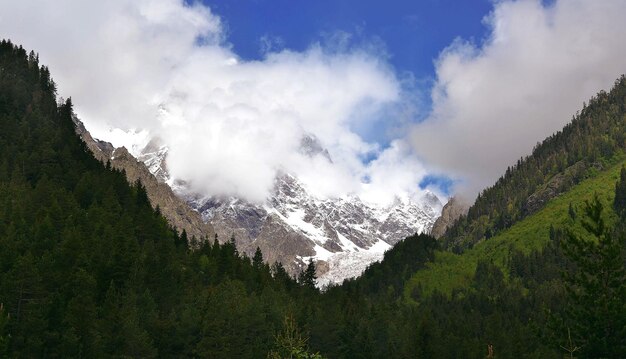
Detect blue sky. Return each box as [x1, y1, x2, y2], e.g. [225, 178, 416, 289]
[202, 0, 492, 82]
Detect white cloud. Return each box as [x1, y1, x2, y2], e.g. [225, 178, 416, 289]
[5, 0, 623, 205]
[155, 45, 404, 201]
[0, 0, 423, 204]
[359, 140, 430, 204]
[411, 0, 626, 198]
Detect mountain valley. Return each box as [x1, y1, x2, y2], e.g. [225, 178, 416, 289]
[1, 36, 625, 358]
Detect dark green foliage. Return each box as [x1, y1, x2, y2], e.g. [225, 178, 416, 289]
[0, 39, 301, 358]
[0, 303, 8, 355]
[405, 238, 572, 358]
[614, 166, 626, 217]
[555, 197, 626, 357]
[445, 76, 626, 251]
[338, 233, 438, 297]
[472, 260, 504, 298]
[568, 202, 576, 220]
[298, 261, 317, 289]
[268, 314, 324, 359]
[253, 246, 264, 268]
[308, 234, 443, 358]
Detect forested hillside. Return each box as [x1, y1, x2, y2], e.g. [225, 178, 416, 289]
[0, 39, 319, 358]
[400, 76, 626, 357]
[444, 76, 626, 251]
[0, 40, 624, 358]
[407, 156, 625, 297]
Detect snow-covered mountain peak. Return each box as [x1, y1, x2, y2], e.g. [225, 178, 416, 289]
[186, 171, 441, 285]
[137, 138, 169, 183]
[120, 132, 442, 285]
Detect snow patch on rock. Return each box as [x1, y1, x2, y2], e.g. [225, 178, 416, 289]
[132, 135, 443, 285]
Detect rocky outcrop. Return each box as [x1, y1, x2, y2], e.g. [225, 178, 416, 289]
[73, 118, 214, 242]
[188, 174, 442, 280]
[430, 197, 470, 238]
[522, 160, 601, 215]
[247, 213, 317, 274]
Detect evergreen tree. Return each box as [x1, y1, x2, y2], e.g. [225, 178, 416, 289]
[0, 303, 8, 355]
[613, 166, 626, 217]
[267, 314, 323, 359]
[271, 262, 294, 290]
[557, 196, 626, 357]
[568, 202, 576, 220]
[253, 247, 264, 269]
[298, 261, 317, 289]
[179, 229, 188, 246]
[473, 260, 505, 298]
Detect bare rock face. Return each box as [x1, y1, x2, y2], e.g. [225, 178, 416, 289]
[186, 173, 442, 282]
[248, 213, 317, 275]
[73, 117, 214, 242]
[522, 160, 599, 215]
[430, 197, 470, 238]
[73, 118, 115, 162]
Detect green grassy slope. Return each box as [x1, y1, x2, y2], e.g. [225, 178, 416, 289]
[405, 156, 624, 299]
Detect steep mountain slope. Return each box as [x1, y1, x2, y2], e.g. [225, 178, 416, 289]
[125, 135, 442, 283]
[442, 76, 626, 251]
[411, 76, 626, 294]
[0, 39, 320, 358]
[73, 119, 214, 241]
[406, 155, 624, 297]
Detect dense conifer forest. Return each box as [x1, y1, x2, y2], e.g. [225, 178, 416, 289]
[0, 40, 624, 358]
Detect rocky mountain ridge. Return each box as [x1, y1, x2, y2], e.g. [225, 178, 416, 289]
[73, 118, 215, 242]
[139, 136, 442, 284]
[75, 123, 443, 285]
[186, 173, 441, 285]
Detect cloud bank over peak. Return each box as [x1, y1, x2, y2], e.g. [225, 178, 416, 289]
[156, 45, 402, 202]
[4, 0, 625, 204]
[0, 0, 427, 204]
[412, 0, 626, 198]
